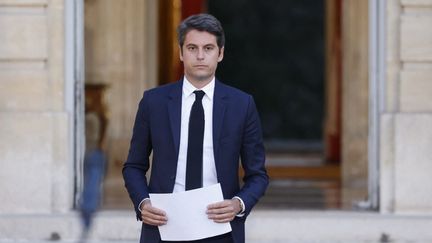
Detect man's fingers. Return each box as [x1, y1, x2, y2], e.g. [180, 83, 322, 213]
[142, 214, 167, 226]
[207, 200, 237, 223]
[141, 212, 167, 226]
[142, 210, 167, 221]
[209, 211, 235, 219]
[208, 212, 235, 223]
[142, 218, 166, 226]
[141, 204, 167, 226]
[207, 200, 235, 214]
[145, 205, 166, 216]
[207, 200, 230, 210]
[207, 206, 233, 215]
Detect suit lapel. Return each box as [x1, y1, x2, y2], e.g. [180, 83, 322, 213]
[213, 80, 227, 159]
[168, 81, 183, 157]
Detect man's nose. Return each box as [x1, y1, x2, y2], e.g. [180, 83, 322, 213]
[197, 48, 205, 60]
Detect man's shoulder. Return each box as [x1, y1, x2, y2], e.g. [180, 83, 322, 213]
[143, 81, 182, 97]
[216, 79, 252, 100]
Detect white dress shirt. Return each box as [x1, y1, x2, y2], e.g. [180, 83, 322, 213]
[173, 77, 218, 192]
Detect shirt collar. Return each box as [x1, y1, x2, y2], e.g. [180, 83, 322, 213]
[182, 76, 215, 101]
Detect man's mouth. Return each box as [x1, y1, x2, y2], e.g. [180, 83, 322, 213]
[194, 65, 208, 68]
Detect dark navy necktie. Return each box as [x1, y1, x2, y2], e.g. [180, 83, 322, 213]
[185, 90, 205, 190]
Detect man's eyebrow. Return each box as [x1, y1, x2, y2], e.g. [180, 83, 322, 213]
[185, 43, 216, 47]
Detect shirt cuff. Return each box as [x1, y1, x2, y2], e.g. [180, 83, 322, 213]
[233, 196, 245, 217]
[138, 198, 150, 212]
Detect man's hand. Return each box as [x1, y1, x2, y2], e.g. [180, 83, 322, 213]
[206, 199, 241, 223]
[140, 200, 168, 226]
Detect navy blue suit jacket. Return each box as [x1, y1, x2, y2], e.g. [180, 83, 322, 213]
[123, 79, 268, 243]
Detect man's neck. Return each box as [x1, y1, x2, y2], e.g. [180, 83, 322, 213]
[185, 75, 214, 89]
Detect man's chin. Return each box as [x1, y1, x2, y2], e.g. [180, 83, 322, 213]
[188, 73, 214, 82]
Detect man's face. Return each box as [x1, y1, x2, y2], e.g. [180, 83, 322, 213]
[180, 29, 224, 85]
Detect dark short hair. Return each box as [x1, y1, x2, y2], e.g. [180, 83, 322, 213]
[177, 14, 225, 49]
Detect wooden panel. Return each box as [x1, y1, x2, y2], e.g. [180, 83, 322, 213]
[400, 70, 432, 111]
[158, 0, 182, 84]
[324, 0, 342, 163]
[0, 10, 47, 59]
[401, 15, 432, 61]
[239, 165, 340, 181]
[266, 165, 340, 180]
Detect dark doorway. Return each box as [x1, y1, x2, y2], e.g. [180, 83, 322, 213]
[208, 0, 341, 209]
[208, 0, 324, 144]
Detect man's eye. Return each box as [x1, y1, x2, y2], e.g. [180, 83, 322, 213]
[188, 47, 196, 51]
[205, 46, 214, 51]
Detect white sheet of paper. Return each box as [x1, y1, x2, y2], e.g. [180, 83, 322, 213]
[149, 183, 232, 241]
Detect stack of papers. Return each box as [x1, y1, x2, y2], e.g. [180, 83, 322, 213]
[149, 183, 232, 241]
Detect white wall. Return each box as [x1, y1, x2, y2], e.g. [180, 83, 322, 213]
[0, 0, 72, 213]
[381, 0, 432, 213]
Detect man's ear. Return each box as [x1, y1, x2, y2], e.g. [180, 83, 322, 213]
[179, 45, 183, 61]
[218, 47, 224, 62]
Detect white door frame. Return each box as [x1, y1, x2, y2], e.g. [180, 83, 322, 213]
[367, 0, 386, 210]
[65, 0, 85, 207]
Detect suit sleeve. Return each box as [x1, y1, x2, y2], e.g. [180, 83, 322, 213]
[122, 91, 152, 220]
[237, 95, 269, 216]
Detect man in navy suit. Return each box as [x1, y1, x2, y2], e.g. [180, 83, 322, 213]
[123, 14, 268, 243]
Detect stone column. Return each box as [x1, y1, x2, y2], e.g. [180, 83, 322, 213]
[385, 0, 432, 213]
[0, 0, 72, 213]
